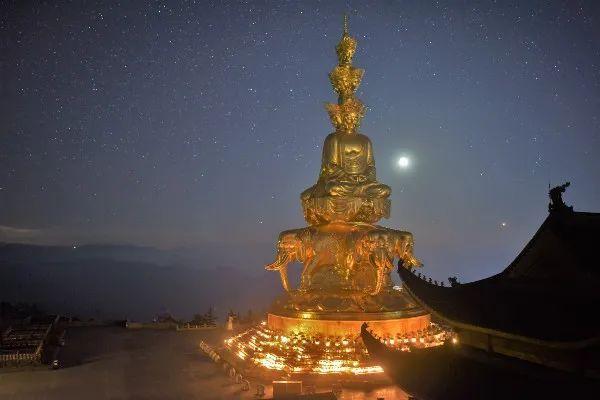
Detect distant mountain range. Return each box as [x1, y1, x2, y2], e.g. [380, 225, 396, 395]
[0, 242, 283, 321]
[0, 242, 184, 265]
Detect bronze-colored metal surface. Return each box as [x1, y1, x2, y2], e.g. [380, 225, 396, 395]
[266, 222, 420, 299]
[301, 16, 390, 225]
[224, 16, 446, 379]
[266, 17, 421, 314]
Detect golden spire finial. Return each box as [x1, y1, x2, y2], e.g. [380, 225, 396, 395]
[343, 14, 349, 36]
[335, 16, 356, 66]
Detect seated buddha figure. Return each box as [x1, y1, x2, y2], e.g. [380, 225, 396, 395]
[301, 130, 391, 201]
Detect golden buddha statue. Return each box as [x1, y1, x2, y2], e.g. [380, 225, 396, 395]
[301, 130, 391, 199]
[301, 16, 390, 225]
[225, 17, 433, 377]
[265, 16, 421, 313]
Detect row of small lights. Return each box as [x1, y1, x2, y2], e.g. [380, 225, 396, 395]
[224, 321, 455, 375]
[225, 322, 383, 375]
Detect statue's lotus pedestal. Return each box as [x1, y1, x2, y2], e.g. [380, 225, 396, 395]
[301, 194, 390, 225]
[267, 271, 431, 338]
[267, 309, 430, 338]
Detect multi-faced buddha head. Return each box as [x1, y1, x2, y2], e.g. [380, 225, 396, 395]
[325, 97, 365, 134]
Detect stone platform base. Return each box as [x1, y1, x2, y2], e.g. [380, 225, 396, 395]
[267, 310, 431, 338]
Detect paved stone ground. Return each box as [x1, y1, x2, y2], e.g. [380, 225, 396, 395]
[0, 326, 408, 400]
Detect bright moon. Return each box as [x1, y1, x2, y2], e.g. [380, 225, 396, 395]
[398, 156, 410, 169]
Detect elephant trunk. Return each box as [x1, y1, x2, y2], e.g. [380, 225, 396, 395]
[265, 252, 290, 271]
[266, 252, 293, 292]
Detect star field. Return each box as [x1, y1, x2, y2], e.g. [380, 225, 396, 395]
[1, 1, 599, 281]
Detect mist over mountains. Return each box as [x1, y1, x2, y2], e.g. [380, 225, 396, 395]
[0, 242, 282, 321]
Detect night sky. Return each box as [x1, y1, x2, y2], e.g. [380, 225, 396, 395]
[1, 1, 599, 282]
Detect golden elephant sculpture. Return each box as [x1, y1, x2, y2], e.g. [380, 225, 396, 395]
[265, 228, 315, 292]
[265, 226, 360, 293]
[266, 224, 421, 296]
[355, 228, 422, 295]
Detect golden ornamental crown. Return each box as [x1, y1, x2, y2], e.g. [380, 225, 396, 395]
[325, 97, 365, 134]
[336, 33, 357, 66]
[329, 65, 364, 102]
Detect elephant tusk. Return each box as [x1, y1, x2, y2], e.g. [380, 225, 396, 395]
[279, 267, 291, 292]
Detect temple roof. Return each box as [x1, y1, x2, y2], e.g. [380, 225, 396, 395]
[361, 324, 599, 399]
[399, 209, 600, 343]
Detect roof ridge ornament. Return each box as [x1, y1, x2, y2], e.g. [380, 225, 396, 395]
[548, 181, 573, 213]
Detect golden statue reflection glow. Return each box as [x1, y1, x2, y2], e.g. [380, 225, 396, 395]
[266, 16, 421, 313]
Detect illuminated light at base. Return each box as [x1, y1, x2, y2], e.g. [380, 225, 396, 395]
[257, 353, 286, 370]
[224, 322, 453, 376]
[237, 350, 247, 360]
